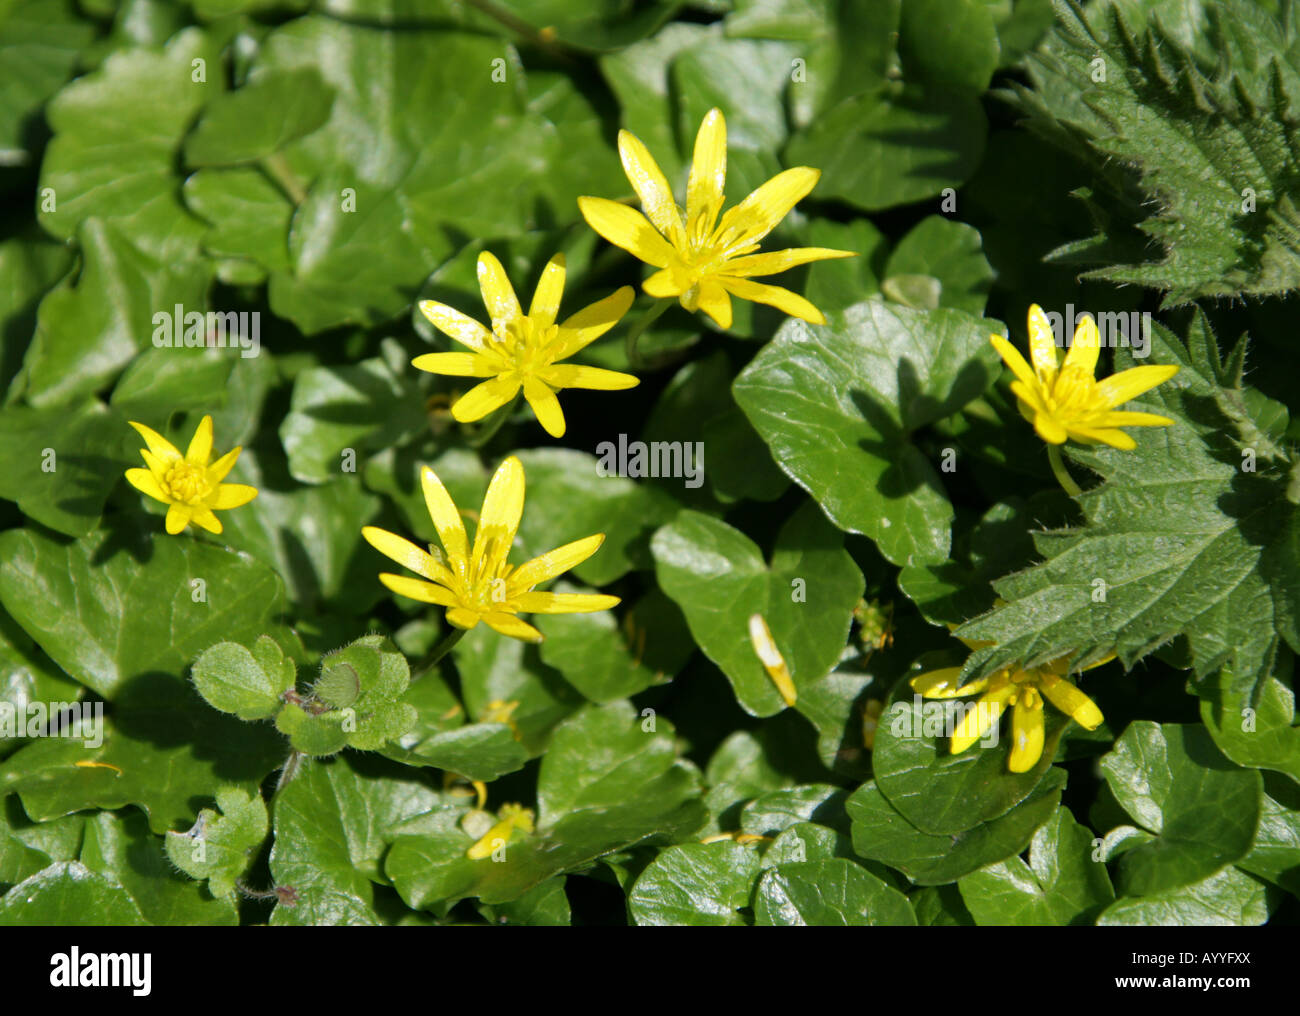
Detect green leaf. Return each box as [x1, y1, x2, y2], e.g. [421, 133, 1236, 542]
[21, 219, 209, 409]
[1096, 866, 1272, 926]
[957, 806, 1114, 925]
[0, 861, 148, 925]
[0, 675, 284, 833]
[754, 858, 917, 926]
[537, 587, 691, 703]
[0, 400, 135, 537]
[956, 317, 1300, 702]
[515, 448, 680, 587]
[872, 696, 1066, 834]
[279, 346, 427, 485]
[1099, 722, 1262, 896]
[734, 299, 999, 566]
[883, 215, 994, 316]
[628, 841, 763, 926]
[164, 786, 268, 898]
[386, 702, 705, 909]
[0, 798, 82, 887]
[85, 809, 238, 924]
[183, 67, 335, 167]
[109, 346, 237, 419]
[1198, 661, 1300, 784]
[191, 636, 296, 721]
[1237, 775, 1300, 896]
[847, 772, 1065, 885]
[1008, 0, 1300, 305]
[270, 754, 448, 925]
[37, 28, 217, 265]
[653, 504, 863, 717]
[785, 87, 986, 212]
[897, 0, 1000, 93]
[0, 526, 289, 700]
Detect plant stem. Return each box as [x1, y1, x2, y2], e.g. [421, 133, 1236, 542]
[416, 625, 467, 675]
[624, 299, 671, 370]
[466, 0, 569, 58]
[273, 750, 306, 799]
[1047, 444, 1083, 498]
[469, 391, 520, 448]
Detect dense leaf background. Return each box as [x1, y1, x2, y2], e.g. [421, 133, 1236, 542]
[0, 0, 1297, 926]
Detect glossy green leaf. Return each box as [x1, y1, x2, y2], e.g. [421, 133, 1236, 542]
[754, 858, 917, 926]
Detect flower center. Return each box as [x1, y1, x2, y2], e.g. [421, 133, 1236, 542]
[1048, 365, 1102, 418]
[162, 461, 210, 505]
[491, 317, 558, 376]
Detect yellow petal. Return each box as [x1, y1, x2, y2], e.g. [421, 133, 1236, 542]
[206, 447, 241, 485]
[513, 591, 620, 614]
[1027, 304, 1060, 382]
[1095, 364, 1180, 408]
[539, 364, 639, 391]
[1093, 410, 1175, 429]
[362, 526, 451, 584]
[378, 573, 459, 607]
[411, 352, 494, 377]
[164, 503, 192, 535]
[421, 466, 470, 568]
[950, 684, 1014, 753]
[1080, 651, 1118, 672]
[1033, 411, 1069, 445]
[1062, 313, 1100, 376]
[909, 667, 989, 699]
[476, 251, 522, 330]
[417, 301, 492, 352]
[720, 277, 823, 324]
[125, 467, 168, 503]
[1039, 673, 1104, 730]
[685, 108, 727, 236]
[473, 455, 525, 574]
[446, 607, 481, 631]
[452, 375, 521, 422]
[508, 533, 605, 590]
[210, 483, 257, 510]
[693, 279, 733, 328]
[1067, 425, 1136, 450]
[555, 286, 635, 358]
[721, 247, 856, 278]
[991, 334, 1039, 392]
[578, 196, 678, 267]
[481, 611, 543, 643]
[185, 414, 214, 466]
[466, 817, 515, 859]
[128, 421, 181, 465]
[642, 268, 684, 298]
[718, 167, 819, 247]
[529, 253, 567, 326]
[1009, 379, 1049, 415]
[190, 507, 223, 535]
[1008, 697, 1045, 773]
[522, 376, 566, 438]
[618, 130, 685, 247]
[141, 448, 173, 482]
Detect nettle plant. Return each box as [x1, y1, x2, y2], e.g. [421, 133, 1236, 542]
[0, 0, 1298, 927]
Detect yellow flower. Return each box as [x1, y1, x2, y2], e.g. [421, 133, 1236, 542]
[466, 803, 534, 860]
[361, 455, 619, 643]
[991, 305, 1179, 450]
[911, 647, 1110, 773]
[124, 414, 257, 535]
[578, 107, 855, 329]
[413, 251, 638, 438]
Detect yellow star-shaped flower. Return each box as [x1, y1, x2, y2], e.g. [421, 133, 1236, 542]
[991, 305, 1179, 450]
[362, 455, 619, 644]
[413, 251, 638, 438]
[578, 107, 855, 329]
[124, 414, 257, 535]
[911, 641, 1110, 773]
